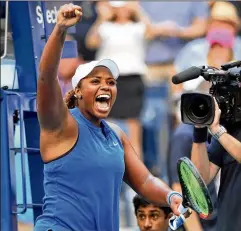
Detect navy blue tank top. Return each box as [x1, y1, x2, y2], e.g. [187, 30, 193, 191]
[34, 108, 125, 231]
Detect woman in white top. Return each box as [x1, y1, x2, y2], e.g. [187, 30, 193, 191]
[86, 1, 163, 156]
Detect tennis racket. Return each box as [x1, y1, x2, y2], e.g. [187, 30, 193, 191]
[169, 157, 213, 230]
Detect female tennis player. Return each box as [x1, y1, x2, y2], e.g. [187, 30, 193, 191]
[34, 4, 184, 231]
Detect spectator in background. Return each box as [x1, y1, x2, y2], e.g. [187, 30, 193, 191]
[140, 1, 209, 93]
[229, 1, 241, 36]
[133, 194, 172, 231]
[174, 1, 241, 92]
[86, 1, 174, 157]
[74, 1, 97, 61]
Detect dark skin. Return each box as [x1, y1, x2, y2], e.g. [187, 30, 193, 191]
[37, 3, 184, 217]
[75, 67, 117, 126]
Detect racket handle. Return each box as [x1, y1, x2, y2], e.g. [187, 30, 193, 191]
[169, 205, 188, 230]
[178, 204, 188, 214]
[169, 214, 185, 230]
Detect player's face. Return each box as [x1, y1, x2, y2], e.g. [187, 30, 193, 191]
[136, 205, 169, 231]
[76, 66, 117, 120]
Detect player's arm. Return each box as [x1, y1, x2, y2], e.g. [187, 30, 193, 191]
[108, 122, 171, 205]
[108, 122, 183, 215]
[122, 130, 170, 205]
[37, 4, 82, 132]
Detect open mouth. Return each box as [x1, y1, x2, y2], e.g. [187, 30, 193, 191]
[95, 94, 111, 113]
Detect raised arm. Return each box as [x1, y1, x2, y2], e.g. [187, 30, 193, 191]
[37, 4, 82, 131]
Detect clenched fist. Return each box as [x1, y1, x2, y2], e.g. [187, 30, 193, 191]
[57, 3, 82, 30]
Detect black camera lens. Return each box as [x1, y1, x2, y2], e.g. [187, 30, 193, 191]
[190, 98, 209, 118]
[187, 96, 210, 123]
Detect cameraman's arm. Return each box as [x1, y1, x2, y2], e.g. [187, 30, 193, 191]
[192, 98, 226, 184]
[191, 142, 220, 185]
[210, 127, 241, 163]
[209, 99, 241, 163]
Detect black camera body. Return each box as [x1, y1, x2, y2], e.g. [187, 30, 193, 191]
[174, 61, 241, 126]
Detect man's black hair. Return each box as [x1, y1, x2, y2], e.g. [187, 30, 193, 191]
[133, 194, 172, 217]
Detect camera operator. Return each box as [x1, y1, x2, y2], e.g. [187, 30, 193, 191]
[191, 97, 241, 231]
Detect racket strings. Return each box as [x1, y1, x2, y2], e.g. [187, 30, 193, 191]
[180, 163, 209, 216]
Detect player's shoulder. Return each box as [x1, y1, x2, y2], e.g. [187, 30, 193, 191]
[105, 121, 123, 140]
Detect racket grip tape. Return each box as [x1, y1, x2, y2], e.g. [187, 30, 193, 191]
[169, 214, 185, 230]
[178, 204, 188, 214]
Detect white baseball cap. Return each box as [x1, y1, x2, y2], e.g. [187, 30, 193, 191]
[72, 59, 119, 89]
[109, 1, 127, 8]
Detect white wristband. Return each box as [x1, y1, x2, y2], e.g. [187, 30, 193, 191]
[166, 191, 183, 206]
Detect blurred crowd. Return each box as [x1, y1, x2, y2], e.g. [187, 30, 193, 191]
[1, 1, 241, 231]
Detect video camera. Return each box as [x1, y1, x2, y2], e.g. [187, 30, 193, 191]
[172, 60, 241, 125]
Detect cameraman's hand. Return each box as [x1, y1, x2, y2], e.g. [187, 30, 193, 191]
[57, 4, 82, 31]
[209, 97, 221, 134]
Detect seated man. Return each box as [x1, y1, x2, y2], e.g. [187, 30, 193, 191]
[133, 194, 172, 231]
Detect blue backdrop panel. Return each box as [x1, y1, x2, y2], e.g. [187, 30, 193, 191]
[1, 90, 18, 231]
[24, 111, 44, 221]
[9, 1, 44, 92]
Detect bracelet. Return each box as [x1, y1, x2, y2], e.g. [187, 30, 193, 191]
[193, 127, 208, 143]
[209, 125, 227, 140]
[166, 191, 183, 206]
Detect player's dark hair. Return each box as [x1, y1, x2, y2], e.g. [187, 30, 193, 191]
[133, 194, 171, 218]
[64, 82, 82, 109]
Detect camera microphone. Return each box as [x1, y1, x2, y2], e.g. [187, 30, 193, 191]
[172, 66, 202, 84]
